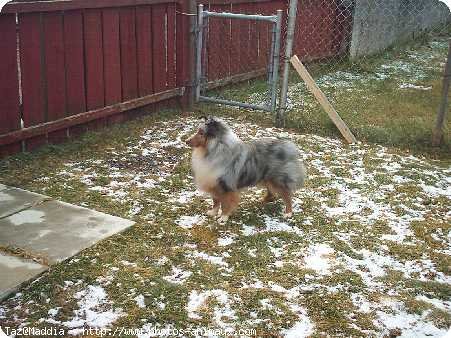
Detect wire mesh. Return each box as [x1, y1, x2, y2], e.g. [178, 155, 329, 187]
[196, 0, 450, 143]
[197, 7, 280, 111]
[283, 0, 450, 121]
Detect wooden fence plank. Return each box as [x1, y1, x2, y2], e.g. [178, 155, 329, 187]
[255, 2, 271, 69]
[64, 10, 86, 115]
[257, 20, 269, 69]
[166, 3, 176, 89]
[230, 4, 241, 75]
[293, 1, 338, 60]
[43, 11, 67, 143]
[207, 11, 221, 81]
[238, 3, 251, 74]
[20, 13, 46, 126]
[248, 3, 258, 72]
[19, 12, 48, 150]
[290, 55, 357, 144]
[64, 9, 86, 137]
[0, 14, 21, 134]
[103, 8, 122, 105]
[136, 5, 153, 96]
[43, 12, 66, 121]
[84, 9, 105, 110]
[152, 4, 167, 92]
[176, 0, 195, 108]
[175, 2, 186, 89]
[120, 7, 138, 100]
[0, 143, 22, 158]
[207, 4, 231, 80]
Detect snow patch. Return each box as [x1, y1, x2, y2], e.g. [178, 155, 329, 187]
[303, 244, 334, 275]
[62, 285, 123, 335]
[175, 215, 204, 229]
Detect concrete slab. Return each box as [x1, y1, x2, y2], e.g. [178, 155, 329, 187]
[0, 252, 47, 301]
[0, 187, 48, 218]
[0, 200, 134, 265]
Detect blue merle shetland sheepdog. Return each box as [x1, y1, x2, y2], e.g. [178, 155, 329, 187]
[185, 116, 306, 223]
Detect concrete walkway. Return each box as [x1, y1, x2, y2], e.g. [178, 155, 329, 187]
[0, 185, 134, 301]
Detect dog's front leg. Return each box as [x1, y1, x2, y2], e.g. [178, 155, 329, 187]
[207, 198, 220, 217]
[217, 192, 240, 223]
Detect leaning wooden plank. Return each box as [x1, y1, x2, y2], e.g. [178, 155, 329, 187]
[290, 55, 357, 144]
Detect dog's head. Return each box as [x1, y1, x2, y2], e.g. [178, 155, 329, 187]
[185, 116, 229, 148]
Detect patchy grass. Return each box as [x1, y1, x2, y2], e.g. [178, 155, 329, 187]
[0, 34, 450, 338]
[0, 110, 450, 337]
[211, 35, 451, 158]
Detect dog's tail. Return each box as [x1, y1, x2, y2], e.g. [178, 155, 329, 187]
[295, 160, 306, 189]
[270, 153, 306, 193]
[281, 158, 306, 192]
[283, 141, 306, 191]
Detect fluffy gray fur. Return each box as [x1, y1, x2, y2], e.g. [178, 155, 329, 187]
[201, 117, 306, 193]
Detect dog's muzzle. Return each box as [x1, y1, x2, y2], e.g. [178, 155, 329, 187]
[185, 136, 194, 147]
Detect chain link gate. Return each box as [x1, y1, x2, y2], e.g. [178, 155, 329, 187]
[195, 5, 282, 113]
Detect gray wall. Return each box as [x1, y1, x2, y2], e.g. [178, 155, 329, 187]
[350, 0, 450, 59]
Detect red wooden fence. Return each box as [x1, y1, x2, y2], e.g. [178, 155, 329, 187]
[0, 0, 349, 158]
[0, 0, 187, 157]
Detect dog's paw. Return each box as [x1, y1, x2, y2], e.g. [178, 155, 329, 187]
[218, 215, 229, 223]
[207, 208, 219, 217]
[283, 212, 293, 219]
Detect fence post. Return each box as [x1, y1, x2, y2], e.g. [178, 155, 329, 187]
[270, 9, 282, 114]
[187, 0, 197, 107]
[432, 39, 451, 147]
[177, 0, 197, 109]
[277, 0, 298, 127]
[194, 4, 204, 103]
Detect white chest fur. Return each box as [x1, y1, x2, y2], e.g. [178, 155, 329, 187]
[191, 148, 219, 192]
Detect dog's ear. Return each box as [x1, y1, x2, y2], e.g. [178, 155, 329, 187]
[205, 118, 220, 137]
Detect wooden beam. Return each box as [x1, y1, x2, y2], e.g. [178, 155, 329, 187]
[206, 68, 266, 90]
[290, 55, 357, 144]
[0, 87, 184, 146]
[432, 39, 451, 147]
[2, 0, 178, 14]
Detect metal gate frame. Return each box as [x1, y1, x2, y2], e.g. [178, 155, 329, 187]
[195, 5, 283, 112]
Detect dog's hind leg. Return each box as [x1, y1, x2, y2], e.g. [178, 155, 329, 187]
[207, 198, 220, 217]
[267, 182, 293, 218]
[218, 192, 240, 223]
[262, 189, 275, 203]
[279, 189, 293, 218]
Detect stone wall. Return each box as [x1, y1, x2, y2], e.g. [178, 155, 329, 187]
[349, 0, 450, 59]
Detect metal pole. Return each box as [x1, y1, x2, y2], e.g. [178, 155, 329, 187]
[270, 9, 283, 113]
[267, 22, 275, 85]
[432, 39, 451, 146]
[203, 11, 277, 22]
[195, 4, 204, 102]
[277, 0, 298, 127]
[199, 95, 272, 112]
